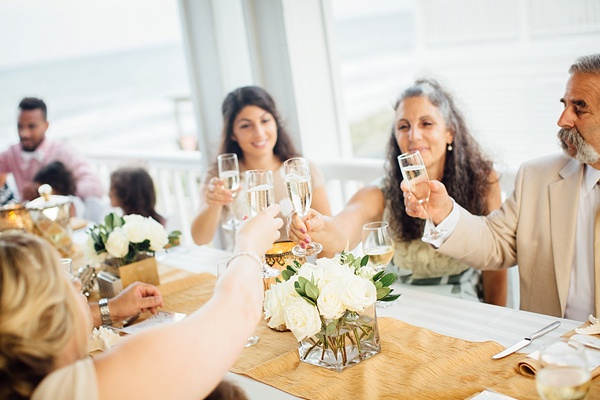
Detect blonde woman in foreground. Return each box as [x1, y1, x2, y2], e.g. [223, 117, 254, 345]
[0, 204, 282, 400]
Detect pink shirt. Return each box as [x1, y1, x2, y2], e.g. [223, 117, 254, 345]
[0, 139, 103, 199]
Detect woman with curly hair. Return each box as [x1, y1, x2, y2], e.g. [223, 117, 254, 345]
[289, 79, 507, 305]
[191, 86, 330, 248]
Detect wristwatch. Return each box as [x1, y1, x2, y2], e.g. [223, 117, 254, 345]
[98, 298, 113, 326]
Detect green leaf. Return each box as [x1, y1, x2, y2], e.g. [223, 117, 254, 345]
[379, 272, 397, 288]
[379, 293, 401, 302]
[360, 255, 369, 267]
[297, 276, 310, 292]
[376, 287, 391, 300]
[325, 321, 337, 336]
[372, 270, 385, 282]
[281, 269, 294, 281]
[305, 280, 320, 301]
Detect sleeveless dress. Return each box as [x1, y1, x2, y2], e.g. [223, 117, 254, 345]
[32, 357, 98, 400]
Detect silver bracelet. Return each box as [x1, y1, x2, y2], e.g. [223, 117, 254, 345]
[226, 252, 263, 271]
[98, 298, 113, 326]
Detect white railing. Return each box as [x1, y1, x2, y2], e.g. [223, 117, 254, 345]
[85, 149, 203, 245]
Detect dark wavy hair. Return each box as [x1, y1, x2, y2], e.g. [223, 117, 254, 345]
[33, 161, 76, 196]
[209, 86, 299, 175]
[382, 78, 495, 241]
[110, 167, 165, 226]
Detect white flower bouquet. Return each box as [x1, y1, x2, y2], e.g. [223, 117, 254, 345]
[85, 213, 180, 266]
[264, 252, 399, 371]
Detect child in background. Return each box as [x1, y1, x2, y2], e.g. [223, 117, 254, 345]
[109, 166, 166, 226]
[33, 161, 85, 217]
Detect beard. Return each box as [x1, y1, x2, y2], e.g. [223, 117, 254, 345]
[557, 127, 600, 164]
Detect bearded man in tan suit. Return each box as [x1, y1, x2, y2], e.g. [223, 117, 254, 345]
[403, 53, 600, 321]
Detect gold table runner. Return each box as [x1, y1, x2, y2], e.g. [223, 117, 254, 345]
[158, 274, 600, 400]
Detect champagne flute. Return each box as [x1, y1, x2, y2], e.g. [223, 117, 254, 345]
[362, 221, 394, 272]
[536, 338, 591, 400]
[217, 153, 241, 230]
[398, 150, 446, 241]
[283, 157, 322, 257]
[217, 256, 260, 347]
[245, 169, 280, 278]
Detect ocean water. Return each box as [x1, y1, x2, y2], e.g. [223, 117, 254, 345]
[0, 44, 193, 152]
[0, 11, 416, 156]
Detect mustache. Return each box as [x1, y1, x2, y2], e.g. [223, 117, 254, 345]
[557, 127, 582, 148]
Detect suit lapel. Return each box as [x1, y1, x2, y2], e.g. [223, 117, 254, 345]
[549, 159, 583, 316]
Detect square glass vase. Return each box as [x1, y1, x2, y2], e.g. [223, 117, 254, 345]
[298, 305, 380, 372]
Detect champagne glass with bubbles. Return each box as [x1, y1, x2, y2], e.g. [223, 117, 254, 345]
[218, 153, 241, 230]
[398, 150, 446, 241]
[284, 157, 322, 257]
[245, 169, 280, 278]
[536, 338, 591, 400]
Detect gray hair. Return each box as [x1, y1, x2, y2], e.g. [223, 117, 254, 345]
[569, 53, 600, 75]
[394, 78, 461, 134]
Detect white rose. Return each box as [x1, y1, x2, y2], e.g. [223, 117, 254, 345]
[122, 215, 147, 243]
[83, 236, 107, 264]
[297, 263, 325, 289]
[320, 263, 353, 286]
[284, 297, 322, 341]
[340, 274, 377, 313]
[264, 278, 298, 328]
[145, 218, 168, 251]
[105, 227, 130, 258]
[357, 265, 378, 280]
[316, 281, 346, 320]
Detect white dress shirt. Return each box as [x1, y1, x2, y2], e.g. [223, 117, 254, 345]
[427, 165, 600, 320]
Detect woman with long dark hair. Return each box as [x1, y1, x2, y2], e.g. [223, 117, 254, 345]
[289, 79, 507, 306]
[109, 167, 165, 226]
[192, 86, 331, 247]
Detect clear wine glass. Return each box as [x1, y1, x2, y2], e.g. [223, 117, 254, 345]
[362, 221, 396, 308]
[283, 157, 322, 257]
[217, 153, 241, 231]
[536, 338, 591, 400]
[245, 169, 280, 278]
[362, 221, 394, 272]
[217, 256, 260, 347]
[398, 150, 446, 241]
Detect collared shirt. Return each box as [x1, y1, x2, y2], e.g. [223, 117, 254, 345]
[0, 139, 103, 199]
[429, 165, 600, 320]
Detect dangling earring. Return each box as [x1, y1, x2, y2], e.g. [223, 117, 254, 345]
[447, 143, 453, 152]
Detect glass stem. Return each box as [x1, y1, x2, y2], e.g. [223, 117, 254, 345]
[422, 201, 437, 232]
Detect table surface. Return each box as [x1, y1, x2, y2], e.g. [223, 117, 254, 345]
[152, 244, 584, 400]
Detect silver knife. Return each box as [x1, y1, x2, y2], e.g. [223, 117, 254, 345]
[492, 321, 561, 359]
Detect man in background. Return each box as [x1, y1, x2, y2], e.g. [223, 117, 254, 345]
[403, 53, 600, 321]
[0, 97, 103, 201]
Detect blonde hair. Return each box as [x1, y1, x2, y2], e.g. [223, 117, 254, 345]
[0, 232, 84, 399]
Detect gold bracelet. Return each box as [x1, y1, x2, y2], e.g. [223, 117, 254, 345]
[226, 252, 263, 272]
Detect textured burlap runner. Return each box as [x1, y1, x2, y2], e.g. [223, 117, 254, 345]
[158, 274, 600, 399]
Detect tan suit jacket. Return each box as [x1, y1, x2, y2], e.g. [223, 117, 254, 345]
[439, 154, 584, 317]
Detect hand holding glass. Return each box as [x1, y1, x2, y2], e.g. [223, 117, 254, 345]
[217, 153, 240, 230]
[362, 221, 394, 272]
[245, 169, 280, 278]
[284, 157, 322, 256]
[398, 150, 446, 241]
[536, 338, 591, 400]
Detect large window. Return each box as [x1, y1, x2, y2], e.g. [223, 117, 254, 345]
[330, 0, 600, 172]
[0, 0, 195, 153]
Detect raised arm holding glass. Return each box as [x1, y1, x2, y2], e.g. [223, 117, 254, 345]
[289, 79, 507, 306]
[0, 204, 283, 400]
[402, 54, 600, 321]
